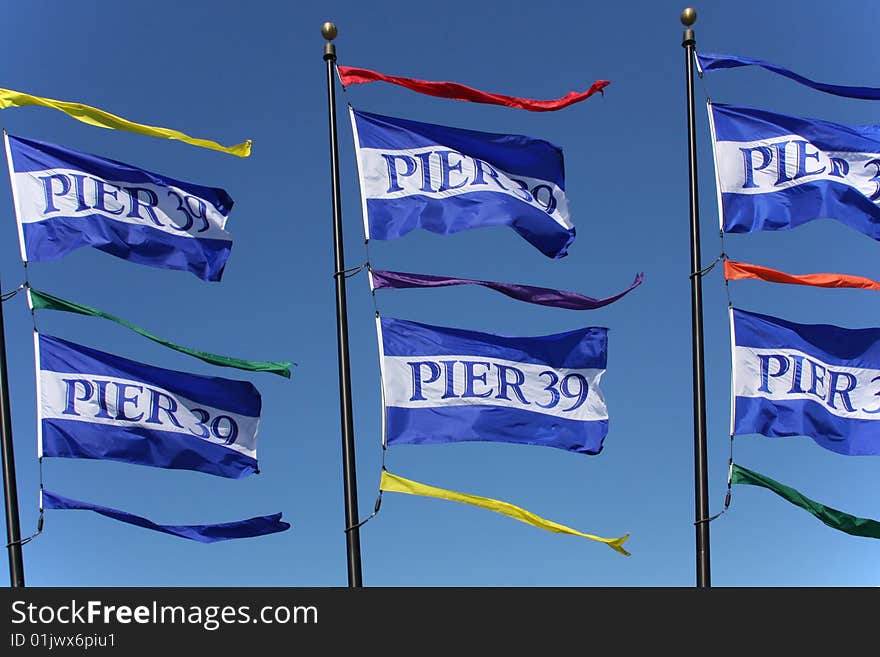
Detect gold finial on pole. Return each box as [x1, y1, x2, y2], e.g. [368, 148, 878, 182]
[322, 21, 338, 41]
[680, 7, 697, 26]
[322, 22, 337, 60]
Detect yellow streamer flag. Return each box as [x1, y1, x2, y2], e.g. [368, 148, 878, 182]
[380, 470, 631, 556]
[0, 87, 251, 157]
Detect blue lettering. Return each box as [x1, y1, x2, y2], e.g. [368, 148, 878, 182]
[758, 354, 789, 393]
[93, 180, 124, 215]
[860, 375, 880, 414]
[471, 158, 508, 191]
[382, 154, 417, 193]
[531, 184, 557, 214]
[787, 354, 807, 394]
[794, 140, 826, 180]
[436, 150, 468, 192]
[774, 141, 792, 185]
[115, 383, 144, 421]
[146, 388, 182, 427]
[408, 361, 441, 401]
[62, 378, 93, 416]
[211, 415, 239, 444]
[827, 371, 857, 412]
[864, 159, 880, 201]
[536, 371, 560, 409]
[739, 146, 772, 189]
[829, 157, 850, 178]
[414, 152, 434, 192]
[508, 179, 533, 202]
[807, 360, 826, 399]
[189, 408, 210, 439]
[125, 187, 163, 226]
[495, 364, 529, 404]
[166, 190, 194, 231]
[69, 174, 90, 212]
[440, 360, 458, 399]
[39, 174, 71, 213]
[462, 361, 492, 398]
[93, 380, 114, 419]
[183, 195, 209, 232]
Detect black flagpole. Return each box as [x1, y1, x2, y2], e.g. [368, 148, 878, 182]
[682, 7, 711, 588]
[322, 21, 364, 588]
[0, 269, 25, 587]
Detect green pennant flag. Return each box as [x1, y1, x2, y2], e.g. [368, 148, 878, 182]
[28, 288, 293, 378]
[732, 464, 880, 539]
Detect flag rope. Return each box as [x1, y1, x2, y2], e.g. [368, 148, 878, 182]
[0, 283, 24, 302]
[719, 237, 734, 309]
[339, 239, 385, 535]
[334, 262, 368, 279]
[689, 191, 738, 527]
[4, 512, 41, 547]
[690, 253, 723, 279]
[345, 489, 383, 532]
[20, 261, 40, 334]
[7, 459, 44, 548]
[694, 442, 734, 525]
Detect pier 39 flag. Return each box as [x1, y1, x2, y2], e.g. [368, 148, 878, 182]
[377, 317, 608, 454]
[36, 333, 261, 478]
[731, 307, 880, 455]
[4, 133, 234, 281]
[349, 109, 574, 259]
[708, 102, 880, 241]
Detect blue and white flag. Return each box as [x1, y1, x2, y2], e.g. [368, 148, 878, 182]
[708, 102, 880, 240]
[4, 133, 234, 281]
[377, 317, 608, 454]
[731, 307, 880, 455]
[36, 333, 261, 478]
[349, 108, 575, 259]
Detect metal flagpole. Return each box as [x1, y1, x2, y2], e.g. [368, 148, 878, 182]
[681, 7, 711, 588]
[0, 270, 25, 587]
[322, 21, 364, 588]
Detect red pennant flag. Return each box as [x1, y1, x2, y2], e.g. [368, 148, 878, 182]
[337, 65, 609, 111]
[724, 260, 880, 291]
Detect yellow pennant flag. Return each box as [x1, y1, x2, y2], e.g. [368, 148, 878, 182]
[380, 470, 631, 556]
[0, 87, 251, 157]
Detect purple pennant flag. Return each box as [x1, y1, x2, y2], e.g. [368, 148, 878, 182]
[369, 269, 644, 310]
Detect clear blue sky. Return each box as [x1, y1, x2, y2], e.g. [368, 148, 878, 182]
[1, 0, 879, 588]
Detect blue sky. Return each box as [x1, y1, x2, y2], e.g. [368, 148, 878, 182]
[2, 0, 879, 587]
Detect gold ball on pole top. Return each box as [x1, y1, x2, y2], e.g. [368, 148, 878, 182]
[322, 21, 338, 41]
[680, 7, 697, 26]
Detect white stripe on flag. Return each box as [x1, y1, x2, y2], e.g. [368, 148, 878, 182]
[713, 135, 880, 198]
[355, 145, 571, 229]
[12, 168, 231, 239]
[382, 354, 606, 421]
[349, 106, 373, 241]
[34, 330, 43, 458]
[734, 345, 880, 421]
[4, 132, 28, 262]
[39, 369, 259, 458]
